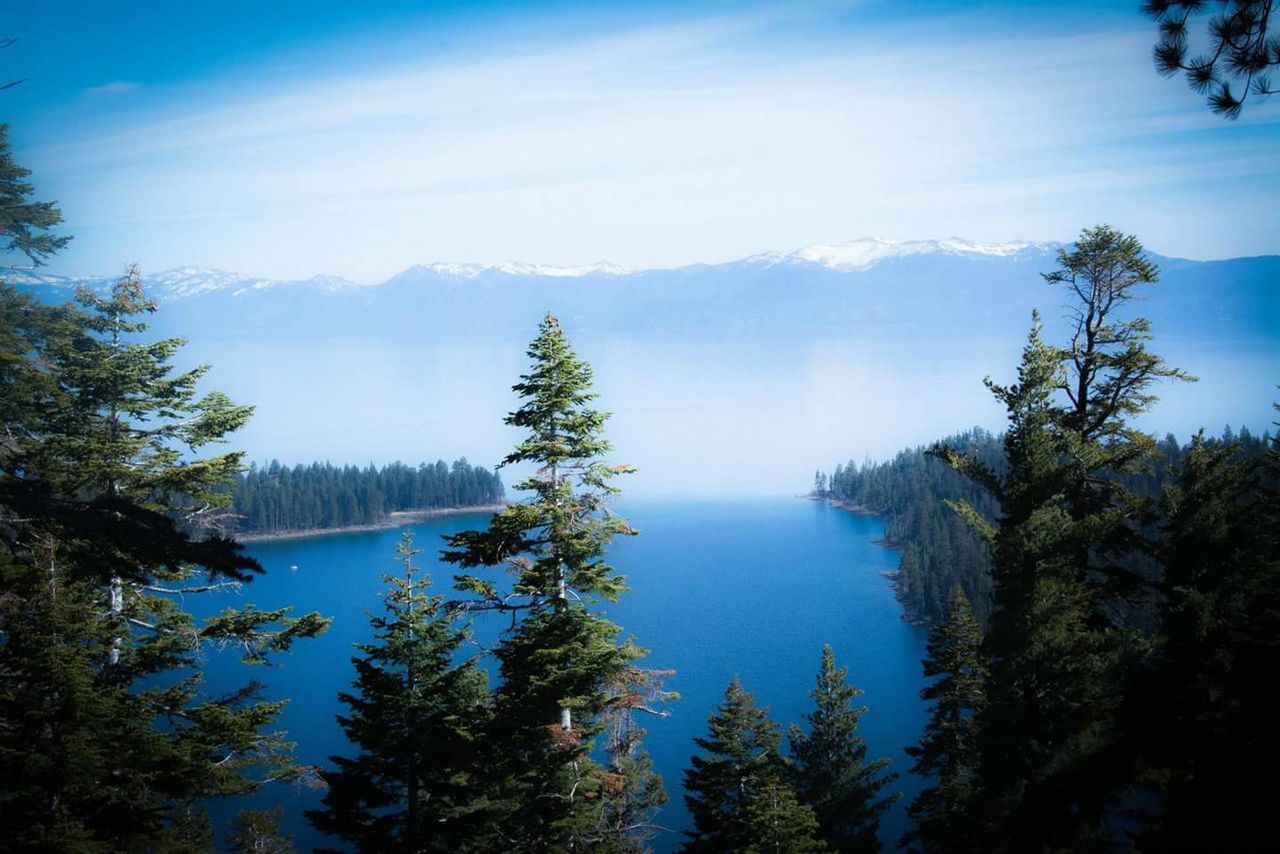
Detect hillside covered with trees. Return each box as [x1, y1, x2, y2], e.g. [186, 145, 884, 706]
[4, 2, 1280, 842]
[823, 426, 1271, 627]
[227, 459, 504, 535]
[5, 155, 1280, 848]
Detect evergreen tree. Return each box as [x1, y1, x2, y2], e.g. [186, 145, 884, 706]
[0, 268, 330, 849]
[441, 312, 666, 850]
[596, 666, 674, 852]
[740, 778, 828, 854]
[0, 123, 71, 264]
[1043, 224, 1193, 609]
[226, 458, 503, 536]
[683, 678, 822, 852]
[903, 586, 986, 851]
[308, 533, 491, 852]
[826, 429, 1001, 627]
[1145, 0, 1277, 118]
[789, 645, 897, 853]
[933, 314, 1111, 849]
[1128, 424, 1280, 849]
[230, 808, 294, 854]
[931, 227, 1190, 848]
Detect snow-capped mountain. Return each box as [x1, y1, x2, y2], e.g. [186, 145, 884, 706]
[5, 238, 1274, 496]
[2, 237, 1063, 299]
[147, 266, 265, 298]
[4, 238, 1275, 361]
[0, 265, 366, 300]
[748, 237, 1058, 271]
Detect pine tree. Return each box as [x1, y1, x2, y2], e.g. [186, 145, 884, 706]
[441, 312, 666, 850]
[789, 645, 897, 853]
[740, 777, 828, 854]
[308, 532, 491, 852]
[932, 314, 1110, 849]
[596, 666, 674, 853]
[1043, 224, 1193, 609]
[0, 123, 71, 264]
[1128, 424, 1280, 849]
[903, 586, 986, 851]
[683, 678, 822, 852]
[929, 228, 1191, 848]
[1145, 0, 1277, 118]
[0, 269, 330, 849]
[230, 808, 294, 854]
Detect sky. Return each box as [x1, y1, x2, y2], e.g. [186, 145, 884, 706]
[4, 0, 1279, 282]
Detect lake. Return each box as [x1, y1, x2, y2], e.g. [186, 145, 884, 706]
[198, 498, 929, 850]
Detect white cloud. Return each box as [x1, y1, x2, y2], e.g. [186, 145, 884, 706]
[33, 7, 1280, 280]
[84, 80, 139, 95]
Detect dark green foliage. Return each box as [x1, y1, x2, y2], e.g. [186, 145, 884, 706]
[230, 808, 294, 854]
[0, 268, 330, 849]
[0, 124, 71, 264]
[826, 429, 1000, 626]
[228, 458, 503, 535]
[592, 665, 673, 853]
[739, 778, 828, 854]
[903, 587, 987, 851]
[927, 227, 1192, 848]
[934, 314, 1119, 849]
[307, 533, 492, 852]
[789, 646, 897, 853]
[1146, 0, 1278, 118]
[1045, 225, 1194, 613]
[824, 427, 1268, 632]
[441, 313, 667, 850]
[683, 678, 824, 853]
[1125, 423, 1280, 849]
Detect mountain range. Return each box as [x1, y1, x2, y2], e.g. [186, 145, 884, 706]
[7, 237, 1275, 344]
[5, 237, 1276, 494]
[7, 237, 1061, 296]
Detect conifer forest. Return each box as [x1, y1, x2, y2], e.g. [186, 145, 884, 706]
[3, 2, 1279, 852]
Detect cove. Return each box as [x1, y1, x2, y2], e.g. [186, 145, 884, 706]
[195, 498, 929, 850]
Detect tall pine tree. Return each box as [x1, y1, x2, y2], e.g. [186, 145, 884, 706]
[789, 645, 897, 853]
[903, 586, 986, 851]
[933, 227, 1190, 848]
[1043, 224, 1193, 610]
[441, 312, 666, 850]
[308, 532, 491, 852]
[0, 268, 329, 849]
[933, 313, 1110, 849]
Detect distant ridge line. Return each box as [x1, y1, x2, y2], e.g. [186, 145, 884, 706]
[8, 236, 1269, 299]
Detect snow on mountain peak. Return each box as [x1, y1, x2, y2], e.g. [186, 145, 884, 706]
[147, 266, 264, 298]
[11, 236, 1063, 298]
[423, 262, 486, 278]
[491, 260, 631, 277]
[754, 237, 1054, 272]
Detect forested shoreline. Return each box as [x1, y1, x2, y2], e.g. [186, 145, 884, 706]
[820, 426, 1272, 627]
[4, 6, 1280, 841]
[225, 459, 504, 536]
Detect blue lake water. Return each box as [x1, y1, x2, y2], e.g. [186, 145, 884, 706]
[196, 498, 929, 850]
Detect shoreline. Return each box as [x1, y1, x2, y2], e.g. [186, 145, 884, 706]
[811, 494, 929, 627]
[233, 503, 508, 543]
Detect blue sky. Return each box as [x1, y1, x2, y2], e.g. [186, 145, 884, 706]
[4, 0, 1278, 280]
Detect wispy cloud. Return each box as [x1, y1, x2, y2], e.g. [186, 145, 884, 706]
[84, 80, 139, 96]
[28, 5, 1280, 280]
